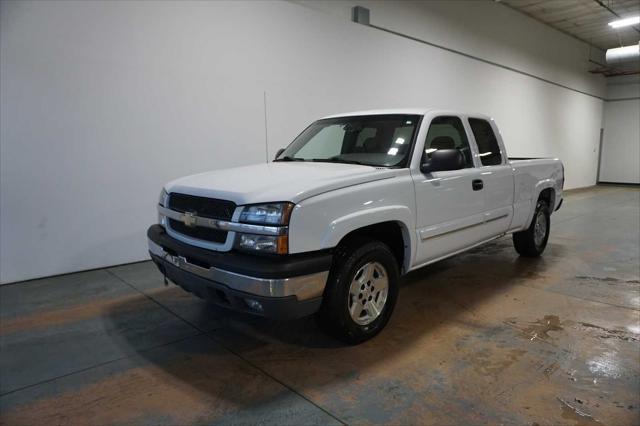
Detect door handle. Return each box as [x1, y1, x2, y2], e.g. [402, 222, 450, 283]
[472, 179, 484, 191]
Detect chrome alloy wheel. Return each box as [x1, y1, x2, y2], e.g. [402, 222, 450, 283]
[534, 210, 547, 247]
[348, 261, 389, 326]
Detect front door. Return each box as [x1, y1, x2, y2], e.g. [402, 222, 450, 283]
[411, 116, 488, 265]
[467, 117, 515, 237]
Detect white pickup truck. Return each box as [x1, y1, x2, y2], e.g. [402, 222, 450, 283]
[148, 109, 564, 343]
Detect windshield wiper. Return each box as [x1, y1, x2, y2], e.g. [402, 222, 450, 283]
[312, 157, 369, 166]
[274, 156, 306, 162]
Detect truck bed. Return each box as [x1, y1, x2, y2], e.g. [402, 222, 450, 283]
[509, 157, 564, 211]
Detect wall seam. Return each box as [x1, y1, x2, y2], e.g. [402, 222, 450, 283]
[365, 24, 606, 101]
[604, 97, 640, 102]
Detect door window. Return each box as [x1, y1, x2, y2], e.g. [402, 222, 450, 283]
[469, 118, 502, 166]
[423, 116, 474, 168]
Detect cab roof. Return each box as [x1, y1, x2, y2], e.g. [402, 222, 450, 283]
[321, 108, 493, 121]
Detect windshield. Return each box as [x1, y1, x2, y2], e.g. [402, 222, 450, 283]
[275, 114, 421, 167]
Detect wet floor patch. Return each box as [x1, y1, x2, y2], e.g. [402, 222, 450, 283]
[557, 397, 602, 426]
[505, 315, 564, 342]
[571, 322, 639, 343]
[574, 276, 640, 285]
[465, 348, 528, 380]
[506, 315, 640, 345]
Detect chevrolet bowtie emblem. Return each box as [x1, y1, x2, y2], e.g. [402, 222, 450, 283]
[183, 212, 197, 228]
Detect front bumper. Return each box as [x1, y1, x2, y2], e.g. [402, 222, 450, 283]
[147, 225, 331, 319]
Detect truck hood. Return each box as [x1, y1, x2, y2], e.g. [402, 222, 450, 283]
[165, 162, 398, 205]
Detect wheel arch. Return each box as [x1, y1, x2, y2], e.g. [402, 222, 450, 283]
[322, 207, 415, 273]
[523, 181, 556, 227]
[537, 187, 555, 207]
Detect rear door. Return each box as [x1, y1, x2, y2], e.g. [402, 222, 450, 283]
[411, 115, 488, 265]
[467, 117, 515, 237]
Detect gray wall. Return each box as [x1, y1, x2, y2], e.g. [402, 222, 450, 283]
[1, 0, 606, 283]
[292, 0, 605, 96]
[600, 75, 640, 184]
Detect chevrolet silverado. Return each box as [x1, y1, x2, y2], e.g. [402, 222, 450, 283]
[148, 109, 564, 343]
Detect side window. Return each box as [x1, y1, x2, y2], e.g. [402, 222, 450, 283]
[469, 118, 502, 166]
[423, 116, 473, 168]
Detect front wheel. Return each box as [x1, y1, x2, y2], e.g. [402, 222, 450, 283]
[513, 199, 550, 257]
[318, 238, 399, 344]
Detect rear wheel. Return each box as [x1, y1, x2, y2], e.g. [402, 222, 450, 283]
[513, 199, 550, 257]
[318, 238, 399, 344]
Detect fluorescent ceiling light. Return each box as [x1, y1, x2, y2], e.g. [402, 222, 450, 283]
[608, 16, 640, 28]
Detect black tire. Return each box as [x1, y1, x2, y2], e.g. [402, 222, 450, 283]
[513, 199, 550, 257]
[318, 237, 400, 344]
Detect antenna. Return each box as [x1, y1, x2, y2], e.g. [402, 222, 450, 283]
[263, 91, 269, 163]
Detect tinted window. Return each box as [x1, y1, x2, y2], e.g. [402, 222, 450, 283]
[277, 115, 420, 167]
[469, 118, 502, 166]
[422, 116, 474, 168]
[295, 125, 343, 159]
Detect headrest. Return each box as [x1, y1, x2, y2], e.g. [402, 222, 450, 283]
[363, 137, 383, 152]
[430, 136, 455, 150]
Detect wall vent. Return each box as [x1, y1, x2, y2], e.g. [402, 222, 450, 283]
[351, 6, 370, 26]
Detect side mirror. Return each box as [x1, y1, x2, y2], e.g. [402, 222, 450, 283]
[274, 148, 285, 161]
[420, 149, 465, 173]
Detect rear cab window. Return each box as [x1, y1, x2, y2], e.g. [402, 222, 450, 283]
[468, 118, 502, 166]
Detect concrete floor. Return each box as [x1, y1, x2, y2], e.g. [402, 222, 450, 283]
[1, 185, 638, 425]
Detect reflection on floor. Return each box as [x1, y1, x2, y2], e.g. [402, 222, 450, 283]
[1, 185, 639, 425]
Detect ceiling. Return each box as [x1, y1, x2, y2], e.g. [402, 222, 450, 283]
[501, 0, 640, 51]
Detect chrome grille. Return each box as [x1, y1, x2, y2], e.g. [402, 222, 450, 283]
[167, 193, 236, 244]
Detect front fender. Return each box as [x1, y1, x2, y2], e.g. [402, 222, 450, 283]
[287, 171, 417, 268]
[321, 205, 415, 271]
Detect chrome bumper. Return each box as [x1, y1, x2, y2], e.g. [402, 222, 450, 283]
[148, 239, 328, 301]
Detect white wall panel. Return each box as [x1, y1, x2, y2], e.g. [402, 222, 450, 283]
[1, 0, 606, 283]
[600, 76, 640, 184]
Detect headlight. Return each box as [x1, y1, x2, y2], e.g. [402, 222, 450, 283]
[237, 234, 289, 254]
[236, 202, 293, 254]
[158, 188, 169, 207]
[239, 202, 294, 225]
[158, 188, 169, 227]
